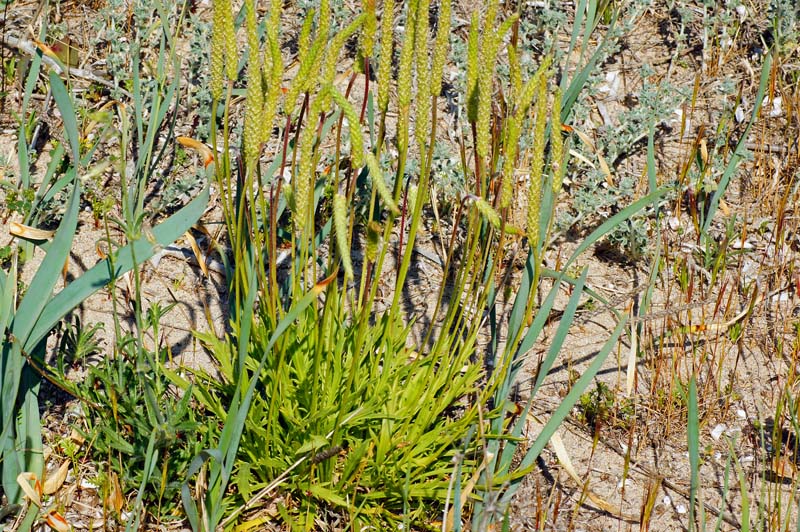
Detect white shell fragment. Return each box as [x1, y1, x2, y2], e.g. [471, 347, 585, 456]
[710, 423, 726, 441]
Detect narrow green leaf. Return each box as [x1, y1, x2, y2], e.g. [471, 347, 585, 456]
[48, 72, 81, 166]
[27, 185, 209, 350]
[688, 375, 699, 531]
[701, 51, 772, 236]
[498, 317, 627, 503]
[183, 274, 329, 531]
[564, 187, 670, 269]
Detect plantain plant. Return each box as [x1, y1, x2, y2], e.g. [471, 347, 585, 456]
[179, 0, 666, 529]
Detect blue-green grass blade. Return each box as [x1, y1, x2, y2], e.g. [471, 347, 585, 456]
[18, 350, 44, 479]
[701, 51, 772, 236]
[235, 246, 257, 391]
[0, 181, 79, 497]
[29, 143, 65, 219]
[48, 72, 81, 166]
[21, 48, 42, 119]
[583, 0, 597, 57]
[562, 9, 618, 122]
[561, 0, 586, 94]
[0, 419, 22, 502]
[498, 317, 627, 503]
[564, 187, 670, 269]
[498, 269, 589, 470]
[13, 178, 80, 347]
[27, 185, 209, 350]
[17, 123, 30, 190]
[647, 121, 657, 195]
[506, 250, 535, 349]
[17, 46, 43, 187]
[687, 375, 699, 532]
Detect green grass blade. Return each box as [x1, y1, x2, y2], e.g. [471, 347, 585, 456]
[564, 187, 670, 269]
[13, 178, 80, 347]
[0, 181, 79, 504]
[687, 375, 699, 532]
[497, 269, 589, 472]
[561, 10, 617, 121]
[48, 72, 81, 166]
[27, 185, 209, 350]
[498, 317, 627, 502]
[701, 51, 772, 236]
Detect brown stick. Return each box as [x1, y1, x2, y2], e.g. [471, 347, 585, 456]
[1, 33, 133, 98]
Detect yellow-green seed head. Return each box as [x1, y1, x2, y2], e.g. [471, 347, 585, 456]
[333, 193, 354, 280]
[244, 63, 264, 167]
[298, 8, 316, 59]
[430, 0, 451, 97]
[526, 74, 548, 246]
[414, 0, 431, 153]
[476, 11, 517, 160]
[286, 37, 324, 114]
[473, 196, 501, 229]
[309, 0, 332, 93]
[530, 73, 548, 182]
[260, 32, 284, 145]
[357, 0, 377, 73]
[267, 0, 282, 45]
[243, 0, 263, 167]
[295, 99, 323, 234]
[377, 0, 395, 112]
[218, 0, 238, 81]
[465, 11, 479, 123]
[366, 152, 400, 214]
[329, 86, 365, 169]
[322, 14, 367, 92]
[366, 221, 382, 262]
[210, 1, 227, 99]
[516, 57, 551, 117]
[396, 1, 417, 111]
[319, 0, 331, 41]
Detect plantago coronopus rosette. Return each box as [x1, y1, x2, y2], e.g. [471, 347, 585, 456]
[177, 136, 214, 168]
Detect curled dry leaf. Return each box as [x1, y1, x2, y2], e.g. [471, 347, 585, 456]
[69, 428, 85, 446]
[9, 222, 55, 241]
[106, 471, 123, 513]
[44, 510, 70, 532]
[16, 472, 42, 507]
[43, 461, 70, 495]
[177, 136, 214, 168]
